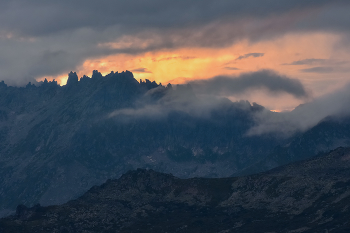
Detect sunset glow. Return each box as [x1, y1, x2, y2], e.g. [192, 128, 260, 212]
[37, 31, 350, 109]
[0, 0, 343, 110]
[75, 32, 344, 89]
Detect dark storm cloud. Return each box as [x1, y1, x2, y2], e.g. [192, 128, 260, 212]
[0, 0, 349, 85]
[188, 70, 308, 98]
[235, 53, 264, 60]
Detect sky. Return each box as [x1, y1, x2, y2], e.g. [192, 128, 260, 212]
[1, 0, 350, 110]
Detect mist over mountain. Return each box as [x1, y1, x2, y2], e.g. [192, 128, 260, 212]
[2, 147, 350, 232]
[1, 70, 350, 217]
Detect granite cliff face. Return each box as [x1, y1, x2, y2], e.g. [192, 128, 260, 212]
[1, 147, 350, 232]
[1, 70, 350, 216]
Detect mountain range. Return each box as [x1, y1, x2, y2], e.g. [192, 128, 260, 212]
[1, 70, 350, 217]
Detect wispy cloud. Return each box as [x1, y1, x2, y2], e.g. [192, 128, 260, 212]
[300, 66, 334, 73]
[224, 67, 240, 70]
[283, 58, 328, 65]
[155, 56, 196, 62]
[131, 68, 152, 73]
[235, 53, 264, 61]
[300, 66, 350, 73]
[283, 58, 347, 66]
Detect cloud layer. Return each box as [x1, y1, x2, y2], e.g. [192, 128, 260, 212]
[109, 70, 311, 131]
[106, 68, 350, 137]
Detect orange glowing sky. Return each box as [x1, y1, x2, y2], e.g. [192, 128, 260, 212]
[38, 32, 350, 111]
[2, 1, 350, 111]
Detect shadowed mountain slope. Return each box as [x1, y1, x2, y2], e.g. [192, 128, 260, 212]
[1, 147, 350, 232]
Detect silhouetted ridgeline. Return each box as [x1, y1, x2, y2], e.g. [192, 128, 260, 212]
[0, 70, 159, 110]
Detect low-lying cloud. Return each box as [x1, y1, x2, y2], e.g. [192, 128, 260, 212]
[248, 82, 350, 136]
[109, 84, 227, 120]
[109, 68, 350, 137]
[109, 70, 318, 136]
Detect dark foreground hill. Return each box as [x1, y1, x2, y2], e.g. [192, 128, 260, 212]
[1, 70, 350, 217]
[1, 147, 350, 233]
